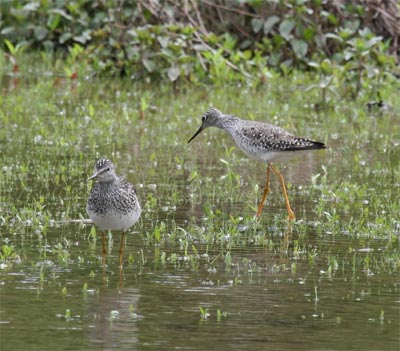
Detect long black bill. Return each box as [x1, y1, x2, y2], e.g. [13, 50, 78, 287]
[87, 170, 100, 182]
[187, 125, 204, 143]
[87, 168, 105, 182]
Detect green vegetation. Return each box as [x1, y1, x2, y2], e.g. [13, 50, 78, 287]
[1, 58, 398, 351]
[199, 306, 210, 321]
[0, 2, 399, 349]
[1, 0, 398, 98]
[0, 57, 398, 277]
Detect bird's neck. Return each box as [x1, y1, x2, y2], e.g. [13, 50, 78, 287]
[216, 115, 240, 134]
[97, 178, 118, 189]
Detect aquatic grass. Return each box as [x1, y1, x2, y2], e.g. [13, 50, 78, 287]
[199, 306, 210, 321]
[0, 56, 399, 350]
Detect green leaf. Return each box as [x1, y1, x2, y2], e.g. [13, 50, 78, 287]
[193, 44, 207, 51]
[59, 33, 73, 44]
[337, 28, 353, 40]
[239, 39, 252, 50]
[73, 30, 91, 44]
[366, 36, 383, 49]
[242, 50, 252, 60]
[279, 19, 295, 40]
[344, 51, 354, 61]
[303, 28, 315, 41]
[88, 104, 95, 117]
[222, 33, 237, 50]
[157, 36, 169, 48]
[4, 39, 16, 55]
[320, 59, 332, 74]
[291, 39, 308, 59]
[34, 26, 48, 41]
[140, 97, 149, 111]
[1, 27, 15, 35]
[47, 14, 61, 31]
[167, 67, 180, 81]
[23, 2, 39, 11]
[143, 58, 156, 72]
[327, 13, 338, 26]
[307, 61, 320, 68]
[344, 19, 360, 34]
[251, 18, 263, 33]
[48, 9, 74, 21]
[263, 16, 280, 34]
[325, 33, 343, 42]
[154, 225, 160, 242]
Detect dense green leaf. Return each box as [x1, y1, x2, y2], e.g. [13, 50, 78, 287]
[263, 16, 280, 34]
[193, 44, 207, 51]
[47, 14, 61, 31]
[307, 61, 320, 68]
[303, 28, 315, 41]
[366, 36, 383, 49]
[23, 2, 40, 12]
[325, 33, 343, 42]
[74, 30, 92, 44]
[143, 58, 156, 72]
[4, 39, 16, 55]
[1, 27, 15, 35]
[291, 39, 308, 59]
[158, 37, 169, 48]
[251, 18, 263, 34]
[34, 26, 48, 41]
[320, 59, 333, 74]
[279, 19, 295, 40]
[0, 0, 395, 84]
[48, 9, 74, 21]
[327, 13, 338, 26]
[59, 32, 73, 44]
[167, 67, 180, 81]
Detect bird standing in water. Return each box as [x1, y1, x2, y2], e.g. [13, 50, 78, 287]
[188, 108, 326, 220]
[87, 158, 141, 268]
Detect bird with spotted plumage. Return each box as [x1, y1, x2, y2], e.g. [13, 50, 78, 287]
[87, 158, 141, 268]
[188, 108, 326, 220]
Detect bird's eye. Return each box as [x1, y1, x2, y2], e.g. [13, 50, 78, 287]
[106, 167, 110, 171]
[202, 116, 206, 122]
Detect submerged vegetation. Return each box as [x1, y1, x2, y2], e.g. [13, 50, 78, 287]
[1, 56, 398, 270]
[0, 65, 399, 347]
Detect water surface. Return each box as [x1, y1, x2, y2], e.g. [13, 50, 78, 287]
[1, 72, 398, 350]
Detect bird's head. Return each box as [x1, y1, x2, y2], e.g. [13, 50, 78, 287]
[87, 158, 116, 182]
[188, 108, 224, 143]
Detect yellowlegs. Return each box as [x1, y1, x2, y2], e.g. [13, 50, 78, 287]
[188, 108, 326, 220]
[87, 159, 141, 267]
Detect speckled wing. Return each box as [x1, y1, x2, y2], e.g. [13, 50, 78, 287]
[111, 179, 140, 215]
[238, 121, 325, 152]
[87, 183, 107, 214]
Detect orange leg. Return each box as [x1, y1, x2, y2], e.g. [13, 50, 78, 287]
[102, 231, 107, 266]
[256, 164, 271, 217]
[119, 231, 126, 269]
[269, 163, 296, 221]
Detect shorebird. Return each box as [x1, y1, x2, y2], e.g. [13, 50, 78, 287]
[188, 108, 326, 220]
[87, 158, 141, 267]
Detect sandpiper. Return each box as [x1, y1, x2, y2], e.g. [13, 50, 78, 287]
[87, 158, 141, 267]
[188, 108, 326, 220]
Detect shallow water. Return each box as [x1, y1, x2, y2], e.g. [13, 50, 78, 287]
[2, 232, 398, 351]
[1, 73, 399, 350]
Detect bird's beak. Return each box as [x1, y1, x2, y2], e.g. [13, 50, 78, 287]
[87, 173, 97, 182]
[87, 169, 102, 182]
[188, 125, 204, 143]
